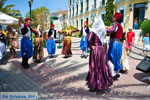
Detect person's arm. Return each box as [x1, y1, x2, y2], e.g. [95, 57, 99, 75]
[88, 32, 95, 50]
[19, 17, 24, 28]
[58, 30, 65, 34]
[31, 28, 39, 36]
[19, 17, 22, 27]
[71, 29, 79, 33]
[106, 24, 118, 33]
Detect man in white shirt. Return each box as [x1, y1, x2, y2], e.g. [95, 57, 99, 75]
[19, 17, 38, 69]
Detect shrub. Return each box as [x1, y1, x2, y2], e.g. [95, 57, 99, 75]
[88, 23, 92, 28]
[141, 20, 150, 35]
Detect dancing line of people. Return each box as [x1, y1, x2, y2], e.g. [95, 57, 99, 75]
[1, 12, 149, 92]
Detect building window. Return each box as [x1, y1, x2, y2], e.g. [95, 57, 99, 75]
[81, 19, 83, 27]
[72, 21, 74, 26]
[86, 0, 89, 11]
[102, 0, 105, 5]
[86, 17, 89, 24]
[81, 2, 83, 13]
[101, 14, 105, 21]
[76, 20, 78, 28]
[70, 9, 71, 17]
[94, 0, 96, 8]
[73, 7, 74, 16]
[76, 4, 78, 15]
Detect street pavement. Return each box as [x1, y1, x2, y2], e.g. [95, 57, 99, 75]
[0, 37, 150, 100]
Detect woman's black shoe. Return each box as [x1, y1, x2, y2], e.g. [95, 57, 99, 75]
[89, 88, 96, 92]
[113, 74, 120, 81]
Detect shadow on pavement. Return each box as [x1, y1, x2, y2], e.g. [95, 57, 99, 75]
[134, 72, 150, 84]
[1, 57, 150, 99]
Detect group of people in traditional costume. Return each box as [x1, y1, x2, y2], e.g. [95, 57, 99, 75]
[16, 12, 134, 93]
[86, 13, 126, 92]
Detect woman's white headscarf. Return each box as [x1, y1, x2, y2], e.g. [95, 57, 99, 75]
[91, 16, 106, 45]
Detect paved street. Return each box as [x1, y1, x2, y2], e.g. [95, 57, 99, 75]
[0, 37, 150, 100]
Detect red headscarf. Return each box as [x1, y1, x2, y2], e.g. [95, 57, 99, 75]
[51, 24, 55, 27]
[114, 13, 122, 20]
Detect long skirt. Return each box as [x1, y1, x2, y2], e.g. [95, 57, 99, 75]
[20, 38, 33, 58]
[47, 39, 56, 55]
[121, 43, 130, 71]
[86, 46, 113, 90]
[33, 37, 44, 61]
[62, 36, 72, 55]
[80, 37, 88, 51]
[0, 42, 6, 60]
[107, 42, 122, 71]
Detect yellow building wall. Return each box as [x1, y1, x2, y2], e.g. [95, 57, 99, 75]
[69, 0, 150, 30]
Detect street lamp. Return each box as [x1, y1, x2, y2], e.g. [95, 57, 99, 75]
[27, 0, 33, 41]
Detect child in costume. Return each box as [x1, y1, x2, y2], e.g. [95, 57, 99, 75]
[80, 21, 90, 58]
[47, 24, 57, 58]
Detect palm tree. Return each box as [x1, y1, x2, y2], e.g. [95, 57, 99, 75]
[0, 0, 21, 18]
[62, 13, 67, 28]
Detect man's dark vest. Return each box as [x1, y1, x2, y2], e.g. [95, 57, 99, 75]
[48, 29, 56, 38]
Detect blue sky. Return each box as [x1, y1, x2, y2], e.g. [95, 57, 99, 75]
[5, 0, 68, 18]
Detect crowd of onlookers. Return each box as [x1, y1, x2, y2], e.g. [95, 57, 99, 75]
[0, 26, 19, 60]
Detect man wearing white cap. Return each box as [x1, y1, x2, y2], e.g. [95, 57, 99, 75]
[125, 27, 135, 56]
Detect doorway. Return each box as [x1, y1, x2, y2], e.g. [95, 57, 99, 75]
[134, 3, 146, 28]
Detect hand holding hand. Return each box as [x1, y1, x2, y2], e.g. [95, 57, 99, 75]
[92, 46, 96, 50]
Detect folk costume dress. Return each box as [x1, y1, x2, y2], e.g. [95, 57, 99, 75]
[61, 29, 72, 56]
[33, 25, 44, 62]
[47, 28, 56, 56]
[107, 13, 123, 77]
[20, 19, 33, 68]
[86, 16, 113, 91]
[80, 25, 90, 57]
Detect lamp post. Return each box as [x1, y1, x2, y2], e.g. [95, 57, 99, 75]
[27, 0, 33, 41]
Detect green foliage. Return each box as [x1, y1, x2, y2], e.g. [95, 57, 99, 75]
[77, 32, 81, 37]
[88, 23, 92, 28]
[26, 7, 50, 30]
[141, 20, 150, 35]
[0, 0, 21, 18]
[70, 25, 77, 30]
[104, 0, 115, 26]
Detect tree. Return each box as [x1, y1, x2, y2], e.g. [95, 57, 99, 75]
[104, 0, 115, 26]
[0, 0, 21, 18]
[62, 13, 67, 27]
[141, 20, 150, 35]
[26, 7, 50, 30]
